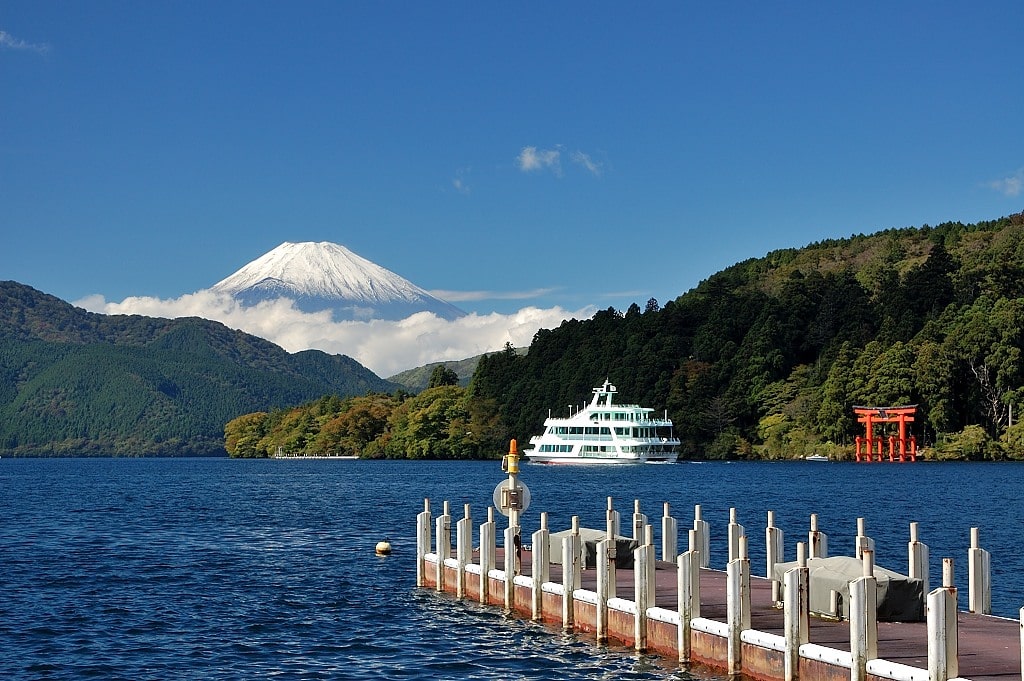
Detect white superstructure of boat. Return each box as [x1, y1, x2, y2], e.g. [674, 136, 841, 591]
[523, 380, 680, 464]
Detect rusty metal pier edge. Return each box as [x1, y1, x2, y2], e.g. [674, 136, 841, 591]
[416, 498, 1024, 681]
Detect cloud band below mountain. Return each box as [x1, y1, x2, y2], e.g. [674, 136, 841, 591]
[76, 292, 592, 377]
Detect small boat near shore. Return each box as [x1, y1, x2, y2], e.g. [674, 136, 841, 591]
[523, 380, 680, 465]
[804, 454, 830, 462]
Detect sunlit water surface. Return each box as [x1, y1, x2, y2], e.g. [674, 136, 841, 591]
[2, 458, 1021, 680]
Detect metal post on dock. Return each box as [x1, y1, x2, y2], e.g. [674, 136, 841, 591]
[693, 504, 710, 568]
[504, 523, 517, 612]
[632, 499, 647, 542]
[562, 516, 581, 630]
[435, 501, 451, 593]
[766, 510, 784, 604]
[662, 502, 677, 562]
[928, 558, 958, 681]
[728, 507, 745, 563]
[908, 521, 930, 597]
[499, 440, 526, 614]
[456, 504, 471, 599]
[809, 513, 828, 559]
[783, 542, 809, 681]
[607, 496, 620, 539]
[416, 498, 432, 587]
[677, 546, 700, 663]
[855, 517, 875, 560]
[597, 535, 611, 644]
[479, 506, 495, 605]
[606, 504, 618, 599]
[968, 527, 992, 615]
[634, 536, 655, 652]
[726, 534, 750, 674]
[850, 549, 878, 681]
[531, 512, 550, 621]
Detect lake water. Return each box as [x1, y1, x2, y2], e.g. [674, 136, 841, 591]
[2, 458, 1022, 680]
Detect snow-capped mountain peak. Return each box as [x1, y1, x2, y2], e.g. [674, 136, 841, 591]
[208, 241, 465, 321]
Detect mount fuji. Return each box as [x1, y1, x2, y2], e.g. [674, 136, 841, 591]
[208, 242, 466, 322]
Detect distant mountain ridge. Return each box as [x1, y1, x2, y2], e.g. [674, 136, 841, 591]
[209, 241, 465, 321]
[0, 281, 399, 456]
[387, 347, 528, 392]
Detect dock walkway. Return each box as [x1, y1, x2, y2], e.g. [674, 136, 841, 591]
[417, 501, 1023, 681]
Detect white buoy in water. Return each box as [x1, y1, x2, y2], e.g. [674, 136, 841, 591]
[376, 539, 392, 556]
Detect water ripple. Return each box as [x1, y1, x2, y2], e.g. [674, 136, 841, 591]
[9, 458, 1016, 679]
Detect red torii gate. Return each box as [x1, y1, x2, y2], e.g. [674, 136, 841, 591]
[853, 405, 917, 462]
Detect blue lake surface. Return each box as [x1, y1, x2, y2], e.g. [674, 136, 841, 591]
[2, 458, 1022, 680]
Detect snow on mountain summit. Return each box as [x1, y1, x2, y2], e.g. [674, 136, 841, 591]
[209, 241, 465, 321]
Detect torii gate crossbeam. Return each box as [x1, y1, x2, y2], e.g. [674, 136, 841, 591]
[853, 405, 918, 462]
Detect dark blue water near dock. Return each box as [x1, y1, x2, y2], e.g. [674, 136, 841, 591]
[2, 458, 1022, 680]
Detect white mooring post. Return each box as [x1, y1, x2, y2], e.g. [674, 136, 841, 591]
[662, 502, 678, 562]
[726, 535, 751, 674]
[503, 523, 517, 613]
[809, 513, 828, 559]
[435, 501, 451, 593]
[456, 504, 472, 599]
[693, 504, 710, 568]
[531, 512, 550, 621]
[606, 507, 618, 599]
[928, 558, 959, 681]
[607, 496, 621, 539]
[968, 527, 992, 615]
[855, 517, 875, 560]
[634, 538, 655, 652]
[632, 499, 647, 542]
[562, 516, 582, 630]
[783, 542, 809, 681]
[416, 498, 432, 587]
[908, 521, 930, 597]
[479, 507, 496, 604]
[850, 549, 878, 681]
[677, 547, 701, 663]
[597, 536, 611, 644]
[728, 507, 745, 563]
[766, 510, 784, 604]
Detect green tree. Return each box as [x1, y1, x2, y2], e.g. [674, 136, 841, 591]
[427, 365, 460, 389]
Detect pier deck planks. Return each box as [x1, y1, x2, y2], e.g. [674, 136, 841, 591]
[497, 548, 1022, 681]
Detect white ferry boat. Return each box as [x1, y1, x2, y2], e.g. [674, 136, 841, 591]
[523, 380, 680, 464]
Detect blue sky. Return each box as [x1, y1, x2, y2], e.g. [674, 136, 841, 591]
[3, 3, 1023, 373]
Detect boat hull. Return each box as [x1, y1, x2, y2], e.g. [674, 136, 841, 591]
[524, 453, 647, 465]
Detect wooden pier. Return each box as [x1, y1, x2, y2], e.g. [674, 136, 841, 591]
[416, 498, 1023, 681]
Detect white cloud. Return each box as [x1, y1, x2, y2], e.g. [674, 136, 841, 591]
[76, 291, 592, 378]
[0, 30, 50, 54]
[988, 168, 1024, 197]
[517, 146, 562, 175]
[570, 150, 603, 176]
[452, 167, 471, 195]
[428, 287, 560, 302]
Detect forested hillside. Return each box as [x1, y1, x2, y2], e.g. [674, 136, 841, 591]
[225, 213, 1024, 461]
[0, 282, 397, 456]
[471, 214, 1024, 460]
